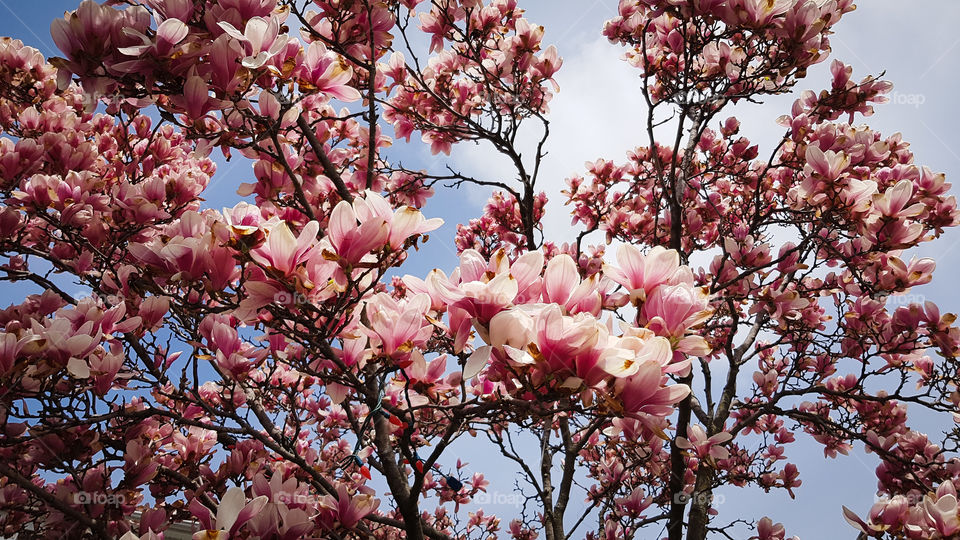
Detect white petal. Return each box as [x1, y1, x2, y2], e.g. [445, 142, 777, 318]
[67, 357, 90, 378]
[241, 53, 270, 69]
[215, 487, 246, 532]
[463, 346, 491, 380]
[217, 21, 247, 42]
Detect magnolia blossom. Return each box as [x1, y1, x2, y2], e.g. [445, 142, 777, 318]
[317, 484, 380, 529]
[641, 283, 712, 338]
[250, 220, 320, 276]
[189, 487, 268, 540]
[363, 292, 434, 366]
[676, 425, 733, 461]
[329, 191, 442, 264]
[605, 245, 681, 303]
[218, 17, 290, 69]
[298, 41, 361, 101]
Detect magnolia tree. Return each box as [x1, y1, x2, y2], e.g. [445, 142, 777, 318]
[0, 0, 958, 539]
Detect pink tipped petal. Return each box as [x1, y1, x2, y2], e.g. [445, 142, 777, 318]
[217, 21, 246, 41]
[324, 85, 362, 102]
[229, 495, 269, 535]
[543, 254, 578, 306]
[157, 18, 188, 46]
[329, 201, 356, 254]
[805, 145, 828, 176]
[189, 497, 216, 530]
[510, 251, 544, 286]
[388, 207, 425, 249]
[842, 506, 870, 534]
[645, 246, 680, 286]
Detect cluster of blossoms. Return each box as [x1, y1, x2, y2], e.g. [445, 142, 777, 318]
[0, 4, 711, 537]
[404, 245, 710, 414]
[603, 0, 854, 104]
[382, 0, 562, 155]
[455, 190, 548, 258]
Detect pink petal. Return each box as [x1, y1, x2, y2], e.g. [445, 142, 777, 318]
[229, 495, 269, 535]
[157, 18, 188, 47]
[543, 254, 577, 305]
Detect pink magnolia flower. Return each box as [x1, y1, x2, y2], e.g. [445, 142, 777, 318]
[328, 198, 389, 264]
[0, 332, 40, 374]
[429, 251, 518, 322]
[614, 488, 652, 518]
[169, 76, 227, 119]
[488, 307, 537, 352]
[207, 34, 246, 92]
[256, 89, 300, 126]
[327, 191, 441, 265]
[510, 250, 545, 303]
[873, 179, 925, 218]
[606, 245, 681, 303]
[221, 201, 263, 238]
[676, 424, 733, 460]
[363, 292, 433, 366]
[317, 484, 380, 530]
[924, 483, 960, 537]
[250, 220, 320, 276]
[89, 347, 126, 395]
[404, 351, 450, 389]
[123, 440, 158, 487]
[218, 16, 290, 69]
[601, 331, 673, 378]
[641, 283, 712, 337]
[465, 306, 538, 379]
[417, 249, 542, 357]
[869, 495, 910, 530]
[298, 41, 361, 102]
[722, 0, 794, 26]
[346, 190, 443, 251]
[542, 254, 601, 315]
[534, 44, 563, 87]
[751, 517, 787, 540]
[534, 305, 610, 387]
[248, 472, 315, 540]
[840, 178, 878, 213]
[118, 17, 188, 58]
[843, 499, 905, 537]
[170, 426, 217, 461]
[614, 361, 690, 417]
[190, 486, 268, 540]
[32, 317, 102, 377]
[804, 146, 849, 181]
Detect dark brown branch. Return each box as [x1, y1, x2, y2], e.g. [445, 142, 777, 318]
[296, 115, 354, 202]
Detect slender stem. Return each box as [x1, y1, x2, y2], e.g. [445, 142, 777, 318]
[296, 115, 354, 202]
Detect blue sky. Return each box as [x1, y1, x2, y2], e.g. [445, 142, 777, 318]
[1, 1, 959, 538]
